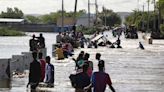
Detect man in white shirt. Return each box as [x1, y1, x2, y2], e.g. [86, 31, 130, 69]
[45, 56, 54, 87]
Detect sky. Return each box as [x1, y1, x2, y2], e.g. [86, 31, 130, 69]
[0, 0, 155, 14]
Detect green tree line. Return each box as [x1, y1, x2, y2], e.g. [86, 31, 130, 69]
[0, 7, 86, 24]
[25, 10, 86, 24]
[99, 7, 121, 27]
[0, 7, 121, 27]
[125, 0, 164, 38]
[0, 7, 24, 18]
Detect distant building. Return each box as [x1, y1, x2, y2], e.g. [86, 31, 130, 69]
[57, 17, 75, 27]
[0, 18, 25, 25]
[55, 17, 75, 32]
[76, 14, 96, 27]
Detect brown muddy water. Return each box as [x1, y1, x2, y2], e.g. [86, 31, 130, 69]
[0, 32, 164, 92]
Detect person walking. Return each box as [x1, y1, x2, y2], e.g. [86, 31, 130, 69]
[38, 52, 46, 82]
[45, 56, 54, 87]
[74, 63, 91, 92]
[84, 60, 115, 92]
[84, 53, 93, 77]
[28, 52, 41, 90]
[95, 53, 101, 62]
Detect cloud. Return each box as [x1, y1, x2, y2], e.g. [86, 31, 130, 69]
[0, 0, 154, 14]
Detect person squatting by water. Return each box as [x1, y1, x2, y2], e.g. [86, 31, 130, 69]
[55, 45, 65, 60]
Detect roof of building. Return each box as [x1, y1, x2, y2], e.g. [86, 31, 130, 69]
[0, 18, 24, 23]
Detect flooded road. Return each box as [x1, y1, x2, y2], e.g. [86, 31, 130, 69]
[0, 32, 164, 92]
[0, 32, 57, 58]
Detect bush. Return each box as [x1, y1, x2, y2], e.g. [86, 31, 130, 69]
[160, 24, 164, 35]
[77, 26, 98, 35]
[0, 27, 25, 36]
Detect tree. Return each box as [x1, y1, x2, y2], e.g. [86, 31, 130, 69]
[158, 0, 164, 37]
[40, 10, 86, 24]
[25, 15, 41, 24]
[125, 10, 156, 32]
[99, 8, 121, 27]
[125, 0, 164, 38]
[40, 13, 58, 24]
[0, 7, 24, 18]
[158, 0, 164, 18]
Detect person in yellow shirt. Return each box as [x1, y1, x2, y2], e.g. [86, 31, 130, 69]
[55, 45, 65, 60]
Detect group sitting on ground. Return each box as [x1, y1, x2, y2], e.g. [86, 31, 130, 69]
[27, 52, 54, 90]
[70, 51, 116, 92]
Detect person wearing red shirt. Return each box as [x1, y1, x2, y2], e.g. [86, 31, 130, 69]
[38, 52, 46, 82]
[84, 60, 115, 92]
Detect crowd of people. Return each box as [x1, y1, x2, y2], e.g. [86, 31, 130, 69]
[55, 31, 88, 60]
[54, 30, 124, 61]
[28, 33, 56, 90]
[112, 27, 123, 38]
[124, 26, 138, 39]
[27, 29, 145, 91]
[27, 52, 54, 90]
[28, 35, 116, 92]
[70, 51, 116, 92]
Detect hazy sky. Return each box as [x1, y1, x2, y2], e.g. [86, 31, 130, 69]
[0, 0, 155, 14]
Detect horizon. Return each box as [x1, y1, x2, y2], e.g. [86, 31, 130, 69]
[0, 0, 155, 15]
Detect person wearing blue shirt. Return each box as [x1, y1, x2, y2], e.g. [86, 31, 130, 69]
[45, 56, 54, 87]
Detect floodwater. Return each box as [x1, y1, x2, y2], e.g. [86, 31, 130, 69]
[0, 32, 57, 58]
[0, 32, 164, 92]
